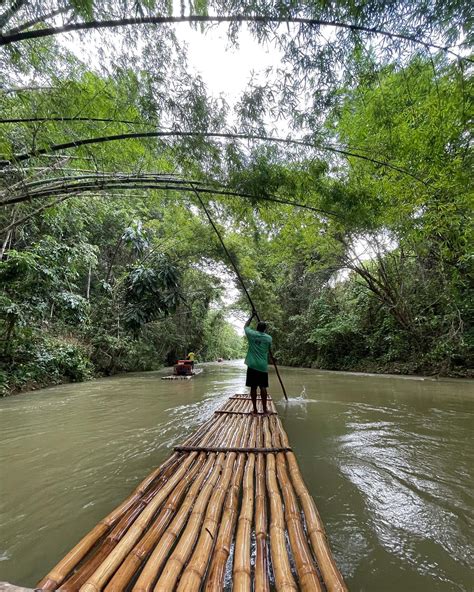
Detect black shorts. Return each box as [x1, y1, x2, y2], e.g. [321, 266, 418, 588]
[246, 367, 268, 388]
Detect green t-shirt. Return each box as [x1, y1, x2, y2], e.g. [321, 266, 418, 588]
[244, 327, 272, 372]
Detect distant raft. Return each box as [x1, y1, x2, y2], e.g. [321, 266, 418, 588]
[36, 394, 347, 591]
[161, 369, 203, 381]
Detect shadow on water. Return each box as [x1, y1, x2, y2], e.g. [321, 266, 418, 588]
[0, 360, 473, 591]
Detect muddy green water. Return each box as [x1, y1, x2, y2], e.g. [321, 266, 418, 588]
[0, 362, 473, 591]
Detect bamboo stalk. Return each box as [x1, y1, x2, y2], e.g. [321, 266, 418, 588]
[189, 415, 226, 448]
[203, 415, 250, 591]
[276, 452, 323, 592]
[61, 502, 145, 591]
[132, 454, 217, 592]
[203, 452, 245, 591]
[175, 415, 250, 591]
[103, 454, 206, 591]
[79, 453, 199, 592]
[176, 452, 237, 591]
[232, 418, 257, 592]
[60, 456, 182, 590]
[154, 413, 245, 591]
[153, 453, 226, 591]
[276, 418, 347, 592]
[254, 417, 270, 592]
[264, 418, 298, 591]
[270, 415, 282, 449]
[133, 414, 240, 592]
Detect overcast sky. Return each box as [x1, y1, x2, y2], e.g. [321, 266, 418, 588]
[176, 24, 280, 103]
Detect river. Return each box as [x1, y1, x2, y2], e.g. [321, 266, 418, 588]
[0, 361, 472, 591]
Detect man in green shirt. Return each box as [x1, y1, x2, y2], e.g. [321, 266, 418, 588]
[244, 310, 272, 415]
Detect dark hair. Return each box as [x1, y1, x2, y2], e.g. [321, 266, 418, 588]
[256, 321, 267, 332]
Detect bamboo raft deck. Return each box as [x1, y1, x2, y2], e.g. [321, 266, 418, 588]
[37, 394, 347, 591]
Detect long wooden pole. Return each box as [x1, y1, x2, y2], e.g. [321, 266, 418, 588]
[192, 186, 288, 400]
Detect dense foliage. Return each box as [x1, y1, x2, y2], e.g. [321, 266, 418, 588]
[0, 1, 472, 393]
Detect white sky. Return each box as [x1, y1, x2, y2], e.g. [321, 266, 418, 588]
[175, 24, 281, 103]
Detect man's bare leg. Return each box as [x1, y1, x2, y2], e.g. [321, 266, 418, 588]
[260, 387, 268, 414]
[250, 386, 259, 414]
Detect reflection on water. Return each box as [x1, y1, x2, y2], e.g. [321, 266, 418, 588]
[0, 361, 473, 591]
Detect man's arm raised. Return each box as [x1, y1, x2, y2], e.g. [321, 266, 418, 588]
[244, 309, 257, 328]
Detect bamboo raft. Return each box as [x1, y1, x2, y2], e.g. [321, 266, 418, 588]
[37, 394, 347, 591]
[161, 369, 203, 381]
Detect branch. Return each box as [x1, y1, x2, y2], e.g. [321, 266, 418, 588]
[0, 0, 26, 30]
[0, 174, 338, 219]
[3, 130, 429, 185]
[0, 15, 470, 62]
[6, 7, 72, 35]
[0, 116, 146, 124]
[2, 86, 55, 93]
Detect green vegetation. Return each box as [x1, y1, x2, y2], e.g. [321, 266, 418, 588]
[0, 1, 472, 394]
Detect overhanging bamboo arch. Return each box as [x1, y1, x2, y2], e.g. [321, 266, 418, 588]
[0, 14, 470, 65]
[0, 130, 430, 185]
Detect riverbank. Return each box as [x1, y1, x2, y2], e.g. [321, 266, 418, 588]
[2, 357, 471, 398]
[307, 359, 473, 380]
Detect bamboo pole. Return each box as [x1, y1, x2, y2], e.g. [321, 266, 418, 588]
[232, 418, 257, 592]
[176, 453, 237, 590]
[132, 454, 217, 592]
[203, 452, 245, 591]
[203, 416, 250, 591]
[133, 414, 241, 592]
[254, 417, 270, 592]
[192, 188, 288, 401]
[176, 416, 249, 591]
[276, 418, 348, 592]
[103, 454, 206, 591]
[36, 454, 180, 590]
[60, 456, 182, 590]
[264, 417, 298, 591]
[276, 452, 323, 592]
[154, 414, 246, 591]
[79, 453, 199, 592]
[153, 453, 226, 591]
[61, 502, 146, 591]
